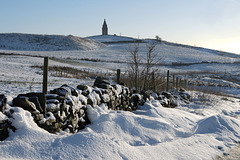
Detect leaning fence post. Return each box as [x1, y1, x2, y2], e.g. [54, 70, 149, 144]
[42, 57, 49, 95]
[117, 69, 121, 84]
[166, 70, 169, 91]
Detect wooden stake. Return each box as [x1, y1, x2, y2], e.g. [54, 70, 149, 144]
[173, 74, 175, 88]
[42, 57, 49, 95]
[117, 69, 121, 84]
[167, 70, 169, 91]
[176, 77, 179, 89]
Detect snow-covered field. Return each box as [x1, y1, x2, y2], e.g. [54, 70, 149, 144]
[1, 34, 240, 97]
[1, 92, 240, 160]
[1, 33, 240, 159]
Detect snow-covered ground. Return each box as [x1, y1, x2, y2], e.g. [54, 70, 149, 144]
[1, 34, 240, 159]
[1, 34, 240, 97]
[0, 33, 104, 51]
[1, 34, 240, 98]
[0, 55, 94, 97]
[1, 92, 240, 160]
[87, 34, 138, 43]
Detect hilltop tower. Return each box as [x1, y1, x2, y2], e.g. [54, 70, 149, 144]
[102, 19, 108, 35]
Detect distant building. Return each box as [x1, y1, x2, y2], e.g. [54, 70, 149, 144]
[102, 19, 108, 35]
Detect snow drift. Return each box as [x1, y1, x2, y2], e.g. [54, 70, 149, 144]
[1, 94, 240, 159]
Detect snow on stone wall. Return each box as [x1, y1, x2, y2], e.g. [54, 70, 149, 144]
[0, 77, 190, 139]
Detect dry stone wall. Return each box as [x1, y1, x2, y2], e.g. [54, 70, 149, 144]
[0, 95, 15, 141]
[0, 77, 191, 140]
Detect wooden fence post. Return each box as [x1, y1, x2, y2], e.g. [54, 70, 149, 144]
[176, 77, 179, 89]
[166, 70, 169, 91]
[184, 79, 187, 89]
[173, 74, 175, 88]
[117, 69, 121, 84]
[42, 57, 49, 95]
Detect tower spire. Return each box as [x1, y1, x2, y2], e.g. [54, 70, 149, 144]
[102, 19, 108, 35]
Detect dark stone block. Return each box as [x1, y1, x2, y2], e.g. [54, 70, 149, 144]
[46, 94, 58, 100]
[0, 122, 10, 141]
[161, 92, 174, 99]
[0, 94, 7, 113]
[38, 122, 61, 133]
[50, 87, 69, 97]
[18, 93, 46, 114]
[178, 89, 191, 101]
[87, 98, 94, 107]
[46, 99, 59, 104]
[13, 97, 37, 112]
[98, 84, 109, 90]
[33, 113, 44, 121]
[83, 111, 91, 125]
[132, 94, 141, 109]
[92, 88, 102, 96]
[82, 90, 90, 96]
[0, 120, 16, 141]
[61, 84, 78, 97]
[78, 121, 85, 130]
[94, 77, 110, 89]
[29, 97, 43, 113]
[140, 91, 151, 101]
[60, 101, 66, 116]
[77, 84, 88, 91]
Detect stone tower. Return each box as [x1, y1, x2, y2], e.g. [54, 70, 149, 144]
[102, 19, 108, 35]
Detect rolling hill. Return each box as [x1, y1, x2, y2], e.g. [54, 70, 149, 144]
[0, 33, 104, 51]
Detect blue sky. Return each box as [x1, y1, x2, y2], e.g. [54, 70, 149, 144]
[1, 0, 240, 54]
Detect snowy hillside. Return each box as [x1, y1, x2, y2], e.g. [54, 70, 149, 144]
[87, 35, 140, 43]
[0, 33, 104, 51]
[1, 34, 240, 97]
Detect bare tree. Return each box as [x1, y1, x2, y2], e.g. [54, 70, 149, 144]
[127, 43, 141, 92]
[155, 35, 162, 42]
[142, 42, 161, 91]
[126, 41, 161, 92]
